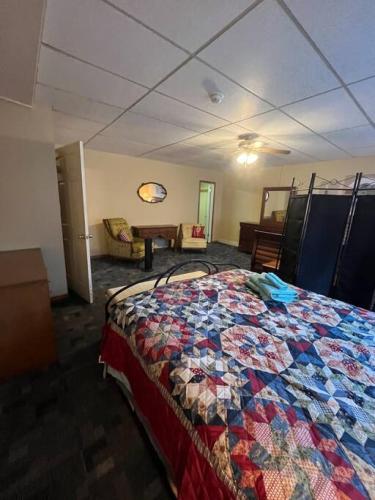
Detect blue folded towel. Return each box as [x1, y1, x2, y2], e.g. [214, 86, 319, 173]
[261, 272, 289, 290]
[257, 281, 297, 303]
[246, 272, 297, 303]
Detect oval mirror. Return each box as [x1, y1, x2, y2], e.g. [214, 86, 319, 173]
[137, 182, 167, 203]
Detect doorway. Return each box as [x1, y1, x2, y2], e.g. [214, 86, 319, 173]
[198, 181, 215, 243]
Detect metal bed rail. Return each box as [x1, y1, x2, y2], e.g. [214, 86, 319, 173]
[105, 259, 240, 320]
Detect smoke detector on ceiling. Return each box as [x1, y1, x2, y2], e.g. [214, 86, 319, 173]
[209, 91, 224, 104]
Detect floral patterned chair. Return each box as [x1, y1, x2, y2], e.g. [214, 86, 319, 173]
[103, 218, 145, 261]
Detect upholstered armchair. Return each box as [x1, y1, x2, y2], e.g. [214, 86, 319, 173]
[178, 223, 207, 252]
[103, 218, 145, 261]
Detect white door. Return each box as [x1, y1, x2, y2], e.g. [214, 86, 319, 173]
[198, 182, 215, 242]
[56, 142, 93, 303]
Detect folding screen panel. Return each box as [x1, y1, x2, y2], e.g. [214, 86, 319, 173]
[335, 195, 375, 310]
[296, 195, 352, 296]
[278, 195, 308, 284]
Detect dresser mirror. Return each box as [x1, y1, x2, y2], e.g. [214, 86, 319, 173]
[260, 186, 293, 226]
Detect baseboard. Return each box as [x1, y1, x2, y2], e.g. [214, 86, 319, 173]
[50, 293, 69, 304]
[216, 239, 238, 247]
[91, 253, 109, 259]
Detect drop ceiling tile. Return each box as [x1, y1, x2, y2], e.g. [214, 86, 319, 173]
[285, 0, 375, 83]
[43, 0, 186, 87]
[199, 0, 339, 106]
[101, 112, 197, 146]
[273, 133, 349, 161]
[87, 134, 155, 156]
[145, 141, 233, 169]
[239, 110, 310, 138]
[54, 126, 93, 146]
[144, 142, 205, 162]
[184, 124, 246, 149]
[186, 157, 229, 170]
[350, 145, 375, 158]
[0, 0, 44, 105]
[271, 149, 313, 165]
[158, 59, 271, 121]
[35, 84, 122, 124]
[109, 0, 250, 51]
[53, 111, 104, 135]
[132, 92, 227, 132]
[349, 77, 375, 122]
[38, 46, 147, 109]
[323, 125, 375, 153]
[283, 88, 368, 133]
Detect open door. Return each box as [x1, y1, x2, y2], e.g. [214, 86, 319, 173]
[56, 142, 93, 303]
[198, 181, 215, 242]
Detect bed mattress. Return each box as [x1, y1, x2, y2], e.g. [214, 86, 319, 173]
[101, 269, 375, 499]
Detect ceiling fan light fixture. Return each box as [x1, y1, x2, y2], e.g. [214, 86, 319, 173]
[237, 152, 258, 165]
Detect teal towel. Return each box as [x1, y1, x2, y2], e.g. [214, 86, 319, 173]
[261, 272, 289, 290]
[257, 280, 297, 302]
[246, 272, 297, 303]
[245, 280, 261, 295]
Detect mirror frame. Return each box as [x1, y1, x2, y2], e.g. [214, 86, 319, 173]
[260, 186, 293, 227]
[137, 182, 167, 204]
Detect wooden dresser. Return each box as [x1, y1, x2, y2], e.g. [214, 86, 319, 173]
[0, 248, 57, 380]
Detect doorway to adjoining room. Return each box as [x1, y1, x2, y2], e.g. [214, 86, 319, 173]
[198, 181, 215, 243]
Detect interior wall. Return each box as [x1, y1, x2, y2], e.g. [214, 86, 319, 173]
[84, 149, 224, 256]
[0, 101, 67, 297]
[220, 156, 375, 245]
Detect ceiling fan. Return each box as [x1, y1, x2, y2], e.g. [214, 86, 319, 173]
[236, 133, 291, 165]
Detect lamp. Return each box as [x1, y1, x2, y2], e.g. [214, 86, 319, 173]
[237, 152, 258, 165]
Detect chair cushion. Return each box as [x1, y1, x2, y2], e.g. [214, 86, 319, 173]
[131, 239, 145, 254]
[118, 227, 133, 242]
[181, 223, 194, 240]
[108, 218, 130, 238]
[192, 225, 205, 238]
[181, 238, 207, 248]
[272, 210, 286, 222]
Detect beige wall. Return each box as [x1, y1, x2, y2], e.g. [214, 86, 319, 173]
[0, 101, 67, 297]
[220, 156, 375, 244]
[84, 149, 224, 256]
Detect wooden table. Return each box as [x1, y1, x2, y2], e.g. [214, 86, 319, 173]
[132, 225, 178, 271]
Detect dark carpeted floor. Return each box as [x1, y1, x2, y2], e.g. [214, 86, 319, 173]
[0, 243, 250, 500]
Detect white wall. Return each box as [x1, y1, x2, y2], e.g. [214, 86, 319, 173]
[84, 148, 224, 256]
[0, 101, 67, 297]
[220, 156, 375, 244]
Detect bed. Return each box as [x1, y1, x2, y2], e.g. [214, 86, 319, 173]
[100, 262, 375, 500]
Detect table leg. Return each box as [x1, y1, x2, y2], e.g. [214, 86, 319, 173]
[144, 238, 153, 272]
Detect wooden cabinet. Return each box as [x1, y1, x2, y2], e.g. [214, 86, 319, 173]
[0, 248, 57, 380]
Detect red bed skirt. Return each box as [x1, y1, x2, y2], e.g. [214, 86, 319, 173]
[101, 325, 235, 500]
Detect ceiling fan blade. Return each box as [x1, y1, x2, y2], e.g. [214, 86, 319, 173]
[238, 132, 259, 141]
[256, 146, 291, 155]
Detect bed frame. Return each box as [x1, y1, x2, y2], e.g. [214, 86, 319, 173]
[105, 259, 240, 320]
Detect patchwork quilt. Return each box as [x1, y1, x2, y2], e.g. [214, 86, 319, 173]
[104, 269, 375, 499]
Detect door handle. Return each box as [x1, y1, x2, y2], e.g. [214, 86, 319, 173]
[79, 234, 93, 239]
